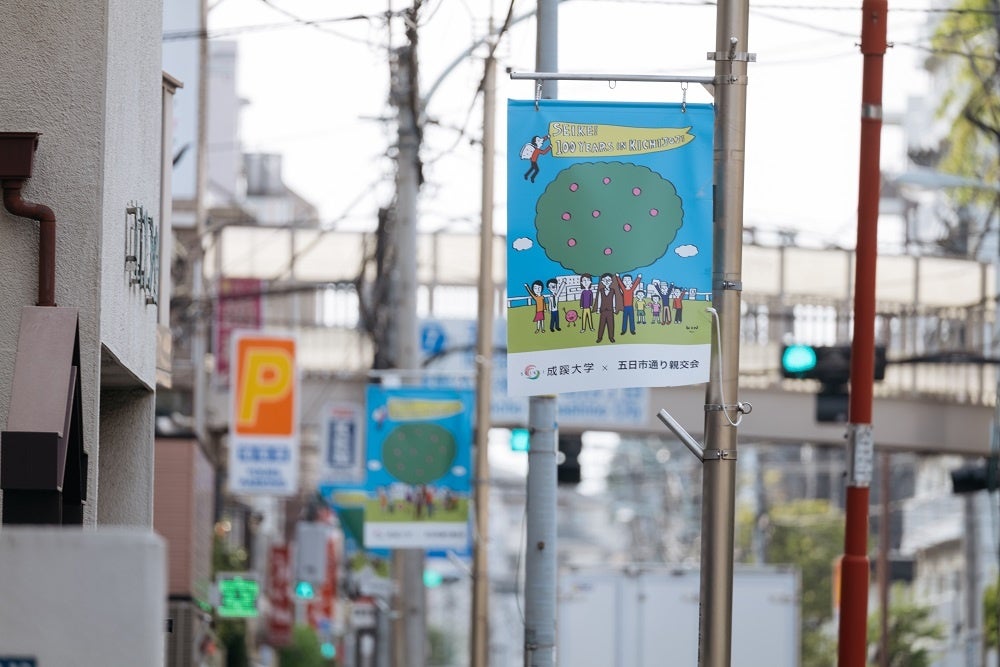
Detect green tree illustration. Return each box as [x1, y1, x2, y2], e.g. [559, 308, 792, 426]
[535, 162, 683, 275]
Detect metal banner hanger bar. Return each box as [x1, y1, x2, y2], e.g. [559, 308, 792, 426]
[509, 70, 715, 86]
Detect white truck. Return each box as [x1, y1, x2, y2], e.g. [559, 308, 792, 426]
[557, 565, 800, 667]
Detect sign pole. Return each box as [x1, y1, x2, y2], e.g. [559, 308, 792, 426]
[696, 0, 751, 664]
[524, 3, 559, 667]
[470, 50, 496, 667]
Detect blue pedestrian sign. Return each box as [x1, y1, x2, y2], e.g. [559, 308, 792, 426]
[420, 321, 447, 357]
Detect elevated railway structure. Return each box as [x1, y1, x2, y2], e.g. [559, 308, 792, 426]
[186, 227, 998, 466]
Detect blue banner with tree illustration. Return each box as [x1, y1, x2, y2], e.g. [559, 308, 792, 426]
[507, 99, 714, 396]
[361, 386, 472, 549]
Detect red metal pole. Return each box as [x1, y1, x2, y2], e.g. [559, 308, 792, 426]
[838, 0, 887, 665]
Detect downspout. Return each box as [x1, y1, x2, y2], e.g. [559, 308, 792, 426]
[2, 178, 56, 307]
[0, 132, 84, 526]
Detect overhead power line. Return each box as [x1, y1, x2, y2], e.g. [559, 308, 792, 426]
[164, 2, 1000, 42]
[162, 11, 391, 42]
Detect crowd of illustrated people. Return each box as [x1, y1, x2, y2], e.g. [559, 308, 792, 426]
[377, 484, 460, 520]
[523, 272, 694, 343]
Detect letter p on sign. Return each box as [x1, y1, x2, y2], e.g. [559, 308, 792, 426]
[233, 333, 297, 437]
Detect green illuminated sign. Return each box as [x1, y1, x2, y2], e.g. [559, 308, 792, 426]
[217, 574, 260, 618]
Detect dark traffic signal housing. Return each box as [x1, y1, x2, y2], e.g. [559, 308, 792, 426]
[781, 344, 887, 384]
[780, 344, 887, 423]
[950, 460, 999, 494]
[557, 434, 582, 485]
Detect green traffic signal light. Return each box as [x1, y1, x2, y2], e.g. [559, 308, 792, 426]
[423, 569, 444, 588]
[510, 428, 530, 452]
[321, 641, 336, 659]
[781, 344, 817, 375]
[295, 580, 315, 599]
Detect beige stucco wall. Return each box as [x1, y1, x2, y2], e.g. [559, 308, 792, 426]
[0, 0, 163, 525]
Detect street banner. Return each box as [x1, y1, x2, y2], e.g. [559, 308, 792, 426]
[213, 277, 262, 387]
[228, 331, 299, 495]
[419, 317, 649, 428]
[323, 385, 473, 550]
[318, 401, 366, 485]
[507, 100, 715, 396]
[266, 545, 294, 647]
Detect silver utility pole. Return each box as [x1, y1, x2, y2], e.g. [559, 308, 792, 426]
[524, 3, 559, 667]
[699, 0, 750, 664]
[524, 396, 558, 667]
[389, 40, 426, 667]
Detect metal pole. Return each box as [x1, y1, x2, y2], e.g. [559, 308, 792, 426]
[536, 0, 558, 102]
[837, 1, 886, 664]
[470, 52, 496, 667]
[523, 4, 558, 667]
[698, 0, 750, 663]
[389, 40, 426, 667]
[192, 0, 209, 445]
[963, 493, 982, 667]
[524, 396, 558, 667]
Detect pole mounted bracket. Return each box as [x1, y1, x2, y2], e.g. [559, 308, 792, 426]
[707, 51, 756, 63]
[657, 409, 708, 462]
[713, 279, 743, 291]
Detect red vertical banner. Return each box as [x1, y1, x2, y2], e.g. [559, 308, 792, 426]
[214, 277, 262, 386]
[307, 534, 340, 629]
[267, 544, 294, 647]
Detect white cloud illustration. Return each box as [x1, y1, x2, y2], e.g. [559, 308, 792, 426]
[513, 237, 534, 251]
[674, 244, 698, 258]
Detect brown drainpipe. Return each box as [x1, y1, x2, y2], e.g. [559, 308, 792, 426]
[3, 181, 56, 307]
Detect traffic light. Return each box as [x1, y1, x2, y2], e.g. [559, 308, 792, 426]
[423, 569, 444, 588]
[320, 641, 336, 659]
[780, 344, 887, 383]
[510, 428, 530, 452]
[295, 580, 316, 599]
[780, 344, 887, 423]
[557, 434, 582, 485]
[780, 344, 818, 376]
[950, 461, 998, 494]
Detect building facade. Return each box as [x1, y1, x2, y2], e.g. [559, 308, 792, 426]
[0, 0, 167, 526]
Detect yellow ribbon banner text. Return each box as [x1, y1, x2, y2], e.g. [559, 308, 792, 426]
[548, 123, 694, 157]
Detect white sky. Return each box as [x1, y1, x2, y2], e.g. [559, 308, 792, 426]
[207, 0, 934, 249]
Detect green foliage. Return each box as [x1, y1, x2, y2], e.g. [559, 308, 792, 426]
[767, 499, 845, 623]
[277, 625, 329, 667]
[802, 626, 837, 667]
[929, 0, 999, 211]
[765, 499, 846, 667]
[734, 503, 758, 563]
[212, 531, 250, 667]
[985, 579, 999, 650]
[427, 626, 456, 666]
[867, 584, 945, 667]
[213, 533, 248, 573]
